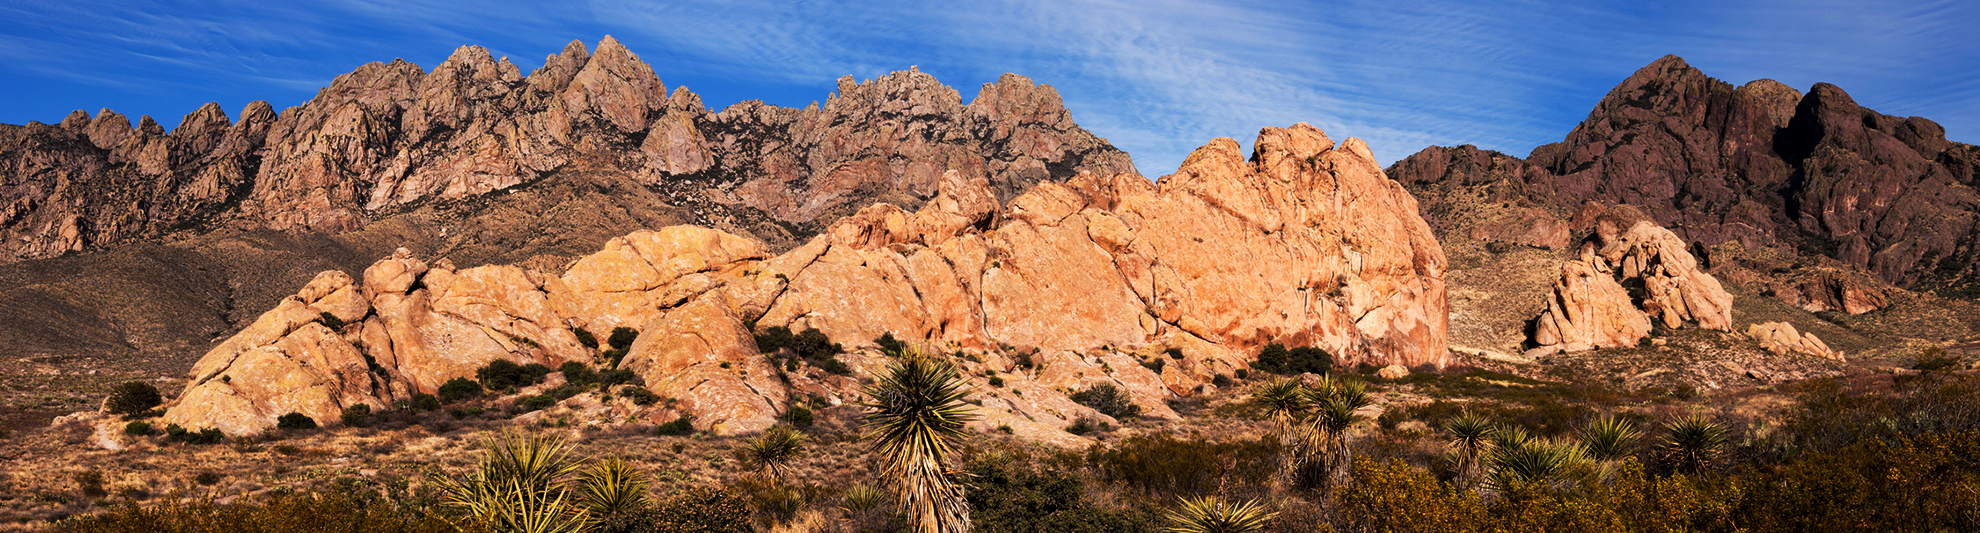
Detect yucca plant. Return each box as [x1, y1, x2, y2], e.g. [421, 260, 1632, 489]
[1279, 375, 1371, 493]
[1487, 436, 1593, 491]
[1250, 378, 1309, 442]
[1162, 495, 1278, 533]
[428, 431, 592, 533]
[1658, 413, 1727, 474]
[840, 483, 886, 514]
[859, 350, 978, 533]
[1579, 414, 1642, 463]
[577, 457, 649, 517]
[740, 424, 807, 487]
[1442, 411, 1496, 491]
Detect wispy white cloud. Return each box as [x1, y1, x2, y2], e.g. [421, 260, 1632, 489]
[0, 0, 1975, 174]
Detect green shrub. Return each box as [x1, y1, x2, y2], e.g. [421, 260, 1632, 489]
[1070, 383, 1141, 420]
[57, 486, 472, 532]
[655, 414, 695, 436]
[598, 368, 641, 387]
[411, 393, 440, 411]
[559, 361, 596, 387]
[622, 386, 661, 406]
[1087, 434, 1277, 497]
[193, 472, 222, 486]
[475, 360, 551, 391]
[437, 377, 482, 403]
[596, 485, 751, 533]
[876, 331, 909, 357]
[1250, 343, 1332, 376]
[607, 327, 638, 350]
[989, 376, 1006, 388]
[106, 381, 162, 418]
[966, 449, 1156, 533]
[1066, 416, 1108, 435]
[167, 425, 225, 445]
[755, 326, 796, 353]
[75, 470, 108, 499]
[123, 421, 152, 436]
[518, 395, 556, 412]
[276, 412, 318, 430]
[780, 406, 814, 428]
[319, 311, 346, 331]
[341, 404, 373, 426]
[573, 327, 599, 350]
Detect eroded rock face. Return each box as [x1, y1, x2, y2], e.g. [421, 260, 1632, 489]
[0, 38, 1135, 262]
[1394, 54, 1980, 298]
[1527, 208, 1733, 356]
[166, 124, 1447, 441]
[1746, 321, 1842, 361]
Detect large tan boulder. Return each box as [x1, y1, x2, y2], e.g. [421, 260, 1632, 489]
[1528, 260, 1653, 356]
[1527, 206, 1737, 355]
[166, 123, 1451, 441]
[1746, 322, 1843, 361]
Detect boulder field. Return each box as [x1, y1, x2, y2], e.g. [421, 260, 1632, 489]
[162, 123, 1450, 440]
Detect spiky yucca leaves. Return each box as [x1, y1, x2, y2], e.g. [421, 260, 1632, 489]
[1286, 376, 1372, 493]
[859, 351, 978, 533]
[1580, 414, 1642, 463]
[1442, 411, 1497, 491]
[1162, 495, 1278, 533]
[840, 483, 886, 514]
[1250, 378, 1309, 442]
[577, 457, 649, 517]
[741, 424, 807, 487]
[429, 431, 592, 533]
[1487, 436, 1594, 491]
[1658, 414, 1727, 474]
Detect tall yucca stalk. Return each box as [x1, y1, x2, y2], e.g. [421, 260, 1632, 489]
[1443, 411, 1496, 492]
[1163, 495, 1278, 533]
[577, 457, 649, 517]
[429, 431, 592, 533]
[741, 424, 807, 487]
[859, 350, 978, 533]
[1658, 413, 1727, 474]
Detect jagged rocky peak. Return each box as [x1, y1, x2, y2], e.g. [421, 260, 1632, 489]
[1396, 53, 1980, 299]
[0, 36, 1135, 264]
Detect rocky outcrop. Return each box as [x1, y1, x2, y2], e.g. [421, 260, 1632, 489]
[0, 37, 1135, 262]
[1394, 54, 1980, 299]
[1527, 207, 1733, 356]
[1746, 321, 1842, 361]
[164, 124, 1448, 440]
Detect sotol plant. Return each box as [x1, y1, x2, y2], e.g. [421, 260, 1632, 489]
[740, 424, 806, 487]
[1658, 413, 1727, 474]
[1162, 495, 1277, 533]
[1442, 411, 1496, 491]
[428, 431, 620, 533]
[859, 350, 977, 533]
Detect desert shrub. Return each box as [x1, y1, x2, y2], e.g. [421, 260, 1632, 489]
[341, 404, 373, 426]
[573, 327, 599, 349]
[989, 375, 1006, 388]
[75, 470, 108, 499]
[166, 425, 225, 445]
[57, 489, 469, 533]
[597, 368, 640, 387]
[319, 311, 346, 331]
[411, 393, 440, 412]
[607, 327, 639, 351]
[656, 414, 695, 436]
[876, 331, 909, 357]
[105, 381, 162, 418]
[1065, 416, 1108, 436]
[1913, 346, 1965, 371]
[755, 326, 795, 353]
[518, 394, 556, 412]
[437, 377, 482, 404]
[622, 386, 661, 406]
[758, 326, 851, 375]
[276, 412, 318, 430]
[596, 485, 750, 533]
[1251, 343, 1333, 376]
[1141, 359, 1165, 372]
[780, 405, 815, 428]
[475, 360, 552, 391]
[123, 421, 152, 436]
[966, 450, 1157, 533]
[193, 472, 222, 486]
[1069, 383, 1141, 420]
[1087, 434, 1277, 498]
[1212, 374, 1233, 388]
[559, 361, 596, 386]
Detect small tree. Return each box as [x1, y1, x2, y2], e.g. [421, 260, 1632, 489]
[106, 381, 162, 417]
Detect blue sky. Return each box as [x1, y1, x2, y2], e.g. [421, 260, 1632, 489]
[2, 0, 1975, 175]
